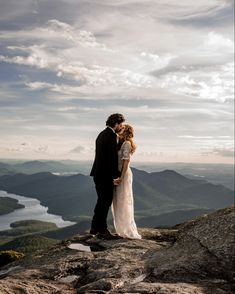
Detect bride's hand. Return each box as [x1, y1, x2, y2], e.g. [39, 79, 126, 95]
[113, 178, 122, 185]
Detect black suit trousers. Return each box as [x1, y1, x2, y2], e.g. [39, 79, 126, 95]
[91, 177, 114, 232]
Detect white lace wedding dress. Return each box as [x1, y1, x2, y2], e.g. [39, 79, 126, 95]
[111, 141, 141, 239]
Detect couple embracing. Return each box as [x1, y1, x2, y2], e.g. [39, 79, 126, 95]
[90, 113, 141, 240]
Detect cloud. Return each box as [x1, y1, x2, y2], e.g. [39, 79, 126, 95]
[151, 31, 234, 103]
[5, 147, 25, 152]
[0, 20, 155, 91]
[213, 148, 234, 158]
[25, 81, 54, 90]
[170, 0, 234, 27]
[157, 61, 234, 103]
[70, 145, 85, 154]
[140, 52, 176, 71]
[0, 0, 234, 163]
[35, 145, 49, 153]
[201, 147, 234, 158]
[0, 17, 233, 101]
[57, 106, 77, 112]
[4, 141, 49, 154]
[179, 136, 214, 139]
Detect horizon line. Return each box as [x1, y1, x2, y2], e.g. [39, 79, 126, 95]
[0, 158, 234, 165]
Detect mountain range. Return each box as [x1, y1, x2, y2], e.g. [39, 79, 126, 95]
[0, 160, 79, 175]
[0, 159, 234, 189]
[0, 168, 233, 226]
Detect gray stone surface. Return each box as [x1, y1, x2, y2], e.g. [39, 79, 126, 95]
[0, 206, 234, 294]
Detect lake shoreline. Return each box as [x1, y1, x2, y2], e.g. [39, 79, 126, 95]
[0, 190, 76, 231]
[0, 187, 77, 222]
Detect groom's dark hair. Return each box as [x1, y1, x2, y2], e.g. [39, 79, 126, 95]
[106, 113, 125, 127]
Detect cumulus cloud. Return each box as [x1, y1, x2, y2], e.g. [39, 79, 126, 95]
[0, 11, 233, 101]
[0, 20, 155, 91]
[153, 31, 234, 103]
[1, 21, 233, 102]
[159, 61, 234, 102]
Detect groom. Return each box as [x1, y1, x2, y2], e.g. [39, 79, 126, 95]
[90, 113, 125, 239]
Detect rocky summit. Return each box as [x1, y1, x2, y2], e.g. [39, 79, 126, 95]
[0, 206, 234, 294]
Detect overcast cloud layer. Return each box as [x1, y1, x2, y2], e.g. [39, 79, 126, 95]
[0, 0, 234, 163]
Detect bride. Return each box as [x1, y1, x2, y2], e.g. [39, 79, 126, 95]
[111, 124, 141, 239]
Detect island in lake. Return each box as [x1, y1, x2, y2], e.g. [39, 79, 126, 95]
[0, 197, 24, 216]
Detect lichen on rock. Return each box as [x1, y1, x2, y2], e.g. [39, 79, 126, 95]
[0, 250, 25, 267]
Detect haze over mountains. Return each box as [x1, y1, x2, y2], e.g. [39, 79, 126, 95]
[0, 160, 233, 229]
[0, 160, 81, 175]
[0, 159, 233, 190]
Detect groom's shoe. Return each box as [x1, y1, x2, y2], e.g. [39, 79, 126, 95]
[89, 228, 99, 235]
[97, 230, 120, 240]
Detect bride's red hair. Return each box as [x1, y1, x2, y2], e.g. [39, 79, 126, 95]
[119, 124, 136, 154]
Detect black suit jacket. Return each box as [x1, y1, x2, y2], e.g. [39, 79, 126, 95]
[90, 127, 120, 180]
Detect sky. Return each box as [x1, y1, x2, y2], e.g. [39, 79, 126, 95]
[0, 0, 234, 163]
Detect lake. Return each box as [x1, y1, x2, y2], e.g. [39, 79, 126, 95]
[0, 190, 75, 231]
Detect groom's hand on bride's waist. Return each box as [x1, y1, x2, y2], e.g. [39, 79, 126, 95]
[113, 178, 122, 185]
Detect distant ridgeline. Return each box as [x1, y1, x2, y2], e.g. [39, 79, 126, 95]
[0, 168, 233, 228]
[0, 160, 234, 189]
[0, 160, 91, 176]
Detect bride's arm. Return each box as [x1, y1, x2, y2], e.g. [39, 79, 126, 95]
[120, 159, 130, 180]
[118, 141, 131, 183]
